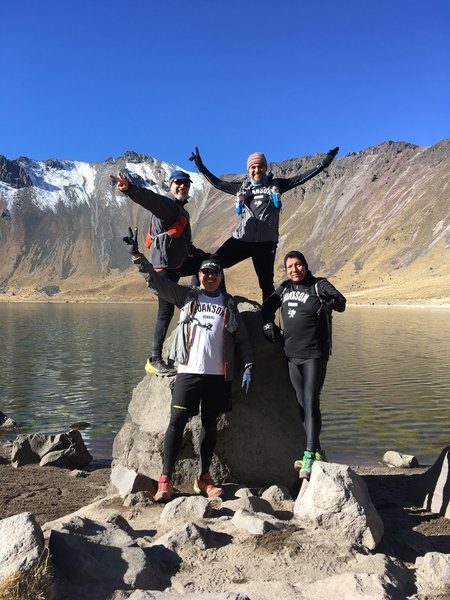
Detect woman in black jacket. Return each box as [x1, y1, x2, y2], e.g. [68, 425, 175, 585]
[261, 250, 346, 480]
[190, 146, 338, 302]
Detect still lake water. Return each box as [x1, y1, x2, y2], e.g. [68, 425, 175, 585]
[0, 303, 449, 467]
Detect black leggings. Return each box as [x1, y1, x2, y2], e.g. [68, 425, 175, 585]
[151, 256, 205, 359]
[215, 237, 277, 302]
[162, 374, 226, 477]
[287, 358, 328, 453]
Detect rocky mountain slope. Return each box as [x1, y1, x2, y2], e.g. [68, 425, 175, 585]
[0, 140, 449, 305]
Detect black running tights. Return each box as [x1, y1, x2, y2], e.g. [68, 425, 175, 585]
[287, 358, 328, 453]
[162, 376, 223, 477]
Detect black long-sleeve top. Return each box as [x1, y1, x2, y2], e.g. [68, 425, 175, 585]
[261, 273, 346, 360]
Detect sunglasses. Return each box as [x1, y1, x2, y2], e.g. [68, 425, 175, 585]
[200, 269, 221, 276]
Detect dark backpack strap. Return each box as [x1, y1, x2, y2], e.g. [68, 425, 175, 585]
[314, 278, 333, 356]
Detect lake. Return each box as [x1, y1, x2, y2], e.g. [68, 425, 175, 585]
[0, 303, 449, 467]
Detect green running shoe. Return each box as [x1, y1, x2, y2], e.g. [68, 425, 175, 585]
[300, 450, 315, 480]
[294, 448, 326, 471]
[315, 448, 327, 462]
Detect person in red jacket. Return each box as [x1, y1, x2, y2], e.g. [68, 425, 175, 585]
[111, 169, 207, 376]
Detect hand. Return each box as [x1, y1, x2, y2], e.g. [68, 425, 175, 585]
[241, 364, 254, 395]
[322, 147, 339, 168]
[263, 322, 276, 343]
[189, 146, 203, 168]
[110, 173, 130, 192]
[123, 227, 139, 254]
[325, 299, 335, 312]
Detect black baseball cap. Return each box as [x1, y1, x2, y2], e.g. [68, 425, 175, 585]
[200, 258, 223, 274]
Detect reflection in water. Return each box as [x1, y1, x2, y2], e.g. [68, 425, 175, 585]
[0, 303, 156, 459]
[323, 306, 450, 466]
[0, 303, 449, 466]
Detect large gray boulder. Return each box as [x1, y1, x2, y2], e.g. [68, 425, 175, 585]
[418, 446, 450, 517]
[11, 429, 92, 469]
[112, 299, 305, 489]
[0, 512, 45, 582]
[49, 514, 157, 590]
[294, 462, 384, 550]
[415, 551, 450, 592]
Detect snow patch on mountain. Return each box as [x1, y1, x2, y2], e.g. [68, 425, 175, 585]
[1, 154, 207, 215]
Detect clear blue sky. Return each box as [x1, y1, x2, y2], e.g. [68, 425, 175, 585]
[2, 0, 449, 173]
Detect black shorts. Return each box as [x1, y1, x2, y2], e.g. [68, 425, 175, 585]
[171, 373, 229, 417]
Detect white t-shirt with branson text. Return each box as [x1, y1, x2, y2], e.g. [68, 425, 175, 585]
[177, 292, 225, 375]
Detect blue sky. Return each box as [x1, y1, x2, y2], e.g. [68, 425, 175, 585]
[2, 0, 449, 174]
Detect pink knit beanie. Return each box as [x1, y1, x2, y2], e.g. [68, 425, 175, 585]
[247, 152, 267, 170]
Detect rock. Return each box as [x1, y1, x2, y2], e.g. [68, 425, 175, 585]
[152, 522, 210, 551]
[123, 491, 154, 508]
[11, 430, 92, 469]
[346, 553, 413, 596]
[160, 496, 214, 524]
[234, 487, 253, 498]
[49, 514, 157, 589]
[419, 446, 450, 517]
[294, 462, 384, 550]
[111, 463, 156, 498]
[261, 484, 291, 502]
[415, 551, 450, 592]
[41, 497, 125, 539]
[69, 469, 87, 478]
[231, 508, 288, 535]
[112, 301, 305, 489]
[0, 512, 45, 582]
[0, 410, 17, 428]
[300, 572, 403, 600]
[220, 495, 274, 516]
[128, 592, 250, 599]
[382, 451, 419, 468]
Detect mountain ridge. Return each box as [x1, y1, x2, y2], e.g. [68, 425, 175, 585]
[1, 140, 449, 305]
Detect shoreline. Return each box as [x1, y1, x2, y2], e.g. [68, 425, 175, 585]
[1, 298, 450, 309]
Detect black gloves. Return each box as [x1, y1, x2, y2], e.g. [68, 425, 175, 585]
[263, 322, 276, 343]
[189, 146, 203, 169]
[322, 146, 339, 168]
[123, 227, 139, 254]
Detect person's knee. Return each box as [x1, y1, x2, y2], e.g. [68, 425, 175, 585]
[201, 412, 219, 430]
[169, 409, 190, 430]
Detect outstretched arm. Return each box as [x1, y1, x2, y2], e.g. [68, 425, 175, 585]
[189, 146, 242, 196]
[278, 147, 339, 193]
[111, 173, 180, 222]
[132, 254, 192, 308]
[123, 229, 191, 307]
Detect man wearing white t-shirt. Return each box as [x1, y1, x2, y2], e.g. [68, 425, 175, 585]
[125, 231, 255, 502]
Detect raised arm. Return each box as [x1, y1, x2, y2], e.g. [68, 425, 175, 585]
[123, 230, 190, 306]
[189, 147, 242, 196]
[132, 253, 191, 308]
[110, 173, 180, 222]
[277, 147, 339, 194]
